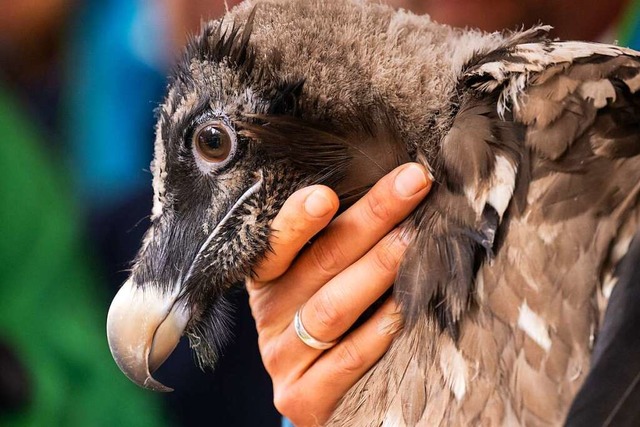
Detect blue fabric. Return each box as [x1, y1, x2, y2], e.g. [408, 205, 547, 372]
[64, 0, 169, 208]
[624, 15, 640, 49]
[618, 0, 640, 49]
[282, 417, 295, 427]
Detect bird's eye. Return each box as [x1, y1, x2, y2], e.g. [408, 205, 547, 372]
[193, 122, 233, 163]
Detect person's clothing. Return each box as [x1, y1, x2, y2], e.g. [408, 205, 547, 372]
[64, 0, 168, 209]
[0, 82, 168, 427]
[618, 0, 640, 49]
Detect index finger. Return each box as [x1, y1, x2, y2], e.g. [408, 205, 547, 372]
[260, 163, 431, 313]
[287, 162, 431, 286]
[252, 185, 339, 283]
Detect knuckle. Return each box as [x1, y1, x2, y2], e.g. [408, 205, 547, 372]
[309, 237, 345, 275]
[259, 341, 279, 375]
[249, 292, 275, 333]
[312, 290, 344, 331]
[335, 340, 366, 375]
[363, 190, 394, 224]
[259, 333, 289, 377]
[273, 385, 304, 417]
[253, 315, 270, 335]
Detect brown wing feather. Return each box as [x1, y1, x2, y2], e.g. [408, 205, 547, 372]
[396, 92, 522, 332]
[495, 47, 640, 424]
[341, 44, 640, 426]
[520, 54, 640, 224]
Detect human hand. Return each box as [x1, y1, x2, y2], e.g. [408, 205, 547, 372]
[246, 163, 432, 426]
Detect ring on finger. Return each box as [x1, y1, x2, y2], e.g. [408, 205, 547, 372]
[294, 303, 339, 350]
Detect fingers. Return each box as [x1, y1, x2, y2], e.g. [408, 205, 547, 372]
[258, 163, 430, 324]
[247, 163, 432, 426]
[298, 163, 430, 281]
[273, 298, 402, 426]
[300, 229, 408, 343]
[253, 162, 430, 285]
[296, 163, 430, 282]
[259, 228, 407, 377]
[252, 185, 339, 283]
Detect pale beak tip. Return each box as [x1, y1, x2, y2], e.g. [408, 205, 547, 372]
[143, 376, 174, 393]
[106, 278, 189, 393]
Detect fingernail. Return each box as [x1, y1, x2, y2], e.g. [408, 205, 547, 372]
[304, 189, 334, 218]
[394, 164, 429, 197]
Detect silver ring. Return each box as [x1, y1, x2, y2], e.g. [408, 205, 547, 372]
[294, 304, 339, 350]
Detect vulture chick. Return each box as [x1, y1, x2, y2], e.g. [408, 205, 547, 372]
[107, 0, 640, 425]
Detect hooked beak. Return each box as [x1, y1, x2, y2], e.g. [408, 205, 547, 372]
[106, 279, 191, 392]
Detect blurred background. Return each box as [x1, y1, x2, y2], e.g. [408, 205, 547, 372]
[0, 0, 637, 426]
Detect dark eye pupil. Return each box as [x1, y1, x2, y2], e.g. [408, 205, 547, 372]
[194, 123, 232, 163]
[199, 127, 222, 151]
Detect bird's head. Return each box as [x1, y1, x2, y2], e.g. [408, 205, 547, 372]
[106, 5, 409, 391]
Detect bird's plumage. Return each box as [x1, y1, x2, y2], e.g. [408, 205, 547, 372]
[107, 0, 640, 424]
[565, 230, 640, 427]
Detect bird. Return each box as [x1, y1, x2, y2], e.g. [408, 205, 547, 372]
[106, 0, 640, 425]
